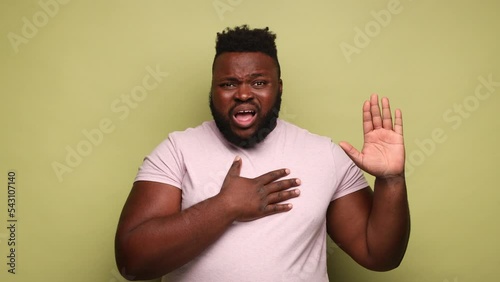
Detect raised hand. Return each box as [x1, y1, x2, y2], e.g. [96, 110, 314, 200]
[339, 94, 405, 178]
[218, 156, 301, 222]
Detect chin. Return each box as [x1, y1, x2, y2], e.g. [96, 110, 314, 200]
[229, 127, 260, 148]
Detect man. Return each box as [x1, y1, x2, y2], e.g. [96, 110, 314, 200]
[115, 25, 410, 281]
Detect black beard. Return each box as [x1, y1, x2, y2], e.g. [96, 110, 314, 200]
[209, 91, 282, 148]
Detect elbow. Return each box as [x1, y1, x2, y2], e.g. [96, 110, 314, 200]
[115, 248, 143, 281]
[367, 258, 403, 272]
[361, 252, 406, 272]
[115, 251, 159, 281]
[115, 237, 156, 281]
[364, 230, 410, 271]
[115, 265, 139, 281]
[115, 236, 176, 280]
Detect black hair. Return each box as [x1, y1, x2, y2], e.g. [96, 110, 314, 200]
[213, 25, 281, 77]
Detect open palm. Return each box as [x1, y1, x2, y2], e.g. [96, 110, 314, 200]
[339, 94, 405, 178]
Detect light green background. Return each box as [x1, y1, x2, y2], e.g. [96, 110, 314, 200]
[1, 0, 499, 281]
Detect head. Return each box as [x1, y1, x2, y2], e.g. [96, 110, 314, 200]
[209, 25, 283, 148]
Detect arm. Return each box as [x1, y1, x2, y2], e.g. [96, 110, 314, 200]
[115, 156, 301, 280]
[327, 94, 410, 271]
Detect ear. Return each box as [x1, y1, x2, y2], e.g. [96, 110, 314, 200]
[279, 79, 283, 93]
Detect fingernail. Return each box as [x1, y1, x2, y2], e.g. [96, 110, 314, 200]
[234, 156, 241, 161]
[295, 178, 301, 185]
[285, 168, 290, 174]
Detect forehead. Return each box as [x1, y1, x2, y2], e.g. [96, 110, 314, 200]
[213, 52, 278, 77]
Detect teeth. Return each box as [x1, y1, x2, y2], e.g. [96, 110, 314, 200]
[236, 110, 255, 114]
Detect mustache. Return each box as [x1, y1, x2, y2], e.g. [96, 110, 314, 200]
[229, 101, 261, 114]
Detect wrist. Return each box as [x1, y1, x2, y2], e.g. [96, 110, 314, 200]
[376, 173, 405, 180]
[211, 193, 240, 222]
[375, 174, 406, 187]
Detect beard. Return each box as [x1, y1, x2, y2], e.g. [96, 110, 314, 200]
[209, 90, 282, 148]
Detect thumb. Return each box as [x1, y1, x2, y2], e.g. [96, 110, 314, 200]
[227, 156, 242, 177]
[338, 141, 363, 167]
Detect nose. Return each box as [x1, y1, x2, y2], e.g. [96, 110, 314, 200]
[234, 84, 253, 102]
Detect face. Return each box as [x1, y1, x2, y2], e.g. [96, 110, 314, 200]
[210, 52, 283, 148]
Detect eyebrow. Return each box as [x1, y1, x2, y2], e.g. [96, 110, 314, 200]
[249, 73, 266, 78]
[219, 73, 268, 81]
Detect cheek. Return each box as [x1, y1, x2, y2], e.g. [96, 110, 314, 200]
[259, 93, 278, 111]
[212, 93, 232, 112]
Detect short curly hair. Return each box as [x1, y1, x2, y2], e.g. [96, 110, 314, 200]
[213, 25, 281, 77]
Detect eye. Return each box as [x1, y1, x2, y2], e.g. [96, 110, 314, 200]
[252, 80, 268, 88]
[219, 82, 237, 89]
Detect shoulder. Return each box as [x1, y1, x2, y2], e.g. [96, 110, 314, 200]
[144, 121, 220, 158]
[167, 121, 220, 145]
[169, 120, 217, 138]
[277, 119, 334, 147]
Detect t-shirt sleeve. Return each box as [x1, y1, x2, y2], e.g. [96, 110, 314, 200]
[134, 135, 184, 189]
[330, 142, 369, 201]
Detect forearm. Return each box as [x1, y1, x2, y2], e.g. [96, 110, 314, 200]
[366, 176, 410, 270]
[116, 195, 235, 280]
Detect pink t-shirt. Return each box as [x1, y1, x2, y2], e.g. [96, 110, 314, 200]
[135, 119, 368, 282]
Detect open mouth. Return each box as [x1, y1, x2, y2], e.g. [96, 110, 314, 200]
[233, 109, 256, 128]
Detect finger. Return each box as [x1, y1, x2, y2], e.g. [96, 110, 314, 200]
[394, 108, 403, 135]
[264, 178, 301, 194]
[266, 188, 301, 204]
[362, 100, 373, 134]
[339, 141, 363, 167]
[227, 156, 242, 177]
[263, 203, 294, 215]
[255, 168, 290, 185]
[381, 97, 393, 130]
[370, 94, 383, 129]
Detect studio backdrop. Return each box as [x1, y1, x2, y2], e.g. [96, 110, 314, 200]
[1, 1, 499, 281]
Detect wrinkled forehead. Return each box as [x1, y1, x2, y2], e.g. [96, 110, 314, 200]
[212, 52, 280, 77]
